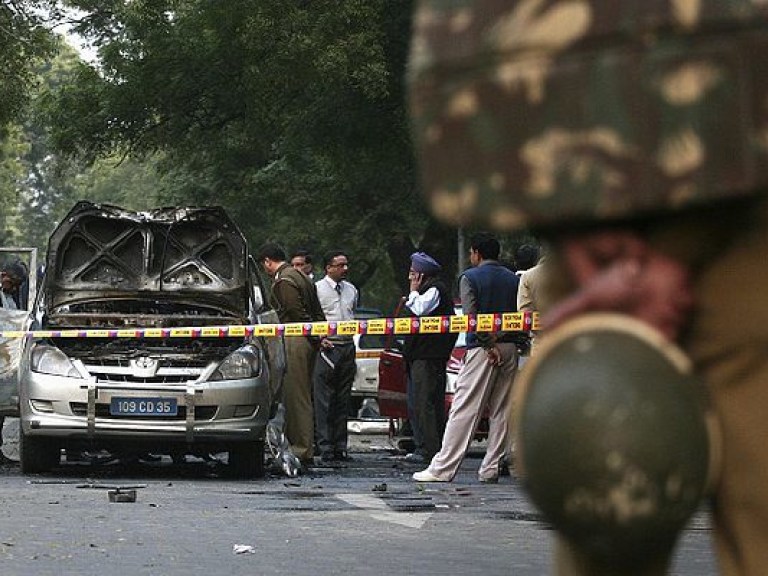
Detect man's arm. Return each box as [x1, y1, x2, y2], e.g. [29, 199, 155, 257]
[405, 286, 440, 316]
[517, 270, 534, 312]
[458, 275, 477, 316]
[273, 278, 307, 323]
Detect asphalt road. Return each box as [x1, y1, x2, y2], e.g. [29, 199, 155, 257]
[0, 420, 717, 576]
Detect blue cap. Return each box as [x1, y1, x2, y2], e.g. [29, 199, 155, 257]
[410, 252, 442, 275]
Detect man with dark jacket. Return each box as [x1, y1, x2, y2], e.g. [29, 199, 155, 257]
[402, 252, 458, 464]
[413, 233, 519, 483]
[257, 243, 326, 464]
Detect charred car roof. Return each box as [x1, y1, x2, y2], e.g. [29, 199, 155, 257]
[44, 202, 249, 315]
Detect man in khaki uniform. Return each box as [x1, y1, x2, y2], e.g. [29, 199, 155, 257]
[408, 1, 768, 574]
[257, 243, 326, 464]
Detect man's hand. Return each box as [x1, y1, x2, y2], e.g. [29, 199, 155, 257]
[485, 346, 503, 366]
[319, 337, 334, 350]
[544, 231, 694, 341]
[408, 271, 423, 293]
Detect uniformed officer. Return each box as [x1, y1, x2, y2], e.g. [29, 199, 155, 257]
[408, 2, 768, 574]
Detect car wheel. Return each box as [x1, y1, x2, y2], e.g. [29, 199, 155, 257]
[19, 428, 60, 474]
[228, 439, 265, 479]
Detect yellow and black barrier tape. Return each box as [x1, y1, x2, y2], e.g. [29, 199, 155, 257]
[0, 312, 539, 340]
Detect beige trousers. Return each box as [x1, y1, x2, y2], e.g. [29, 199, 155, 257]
[427, 343, 518, 481]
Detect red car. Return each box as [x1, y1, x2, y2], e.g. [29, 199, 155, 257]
[377, 327, 490, 442]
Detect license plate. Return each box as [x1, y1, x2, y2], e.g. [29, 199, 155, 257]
[110, 397, 178, 416]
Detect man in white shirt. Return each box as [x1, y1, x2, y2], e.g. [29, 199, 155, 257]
[314, 250, 359, 463]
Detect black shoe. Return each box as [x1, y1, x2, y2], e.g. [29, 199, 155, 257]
[319, 452, 336, 463]
[479, 475, 499, 484]
[499, 456, 511, 477]
[334, 452, 354, 462]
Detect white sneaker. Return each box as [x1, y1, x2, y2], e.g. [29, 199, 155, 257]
[412, 469, 446, 482]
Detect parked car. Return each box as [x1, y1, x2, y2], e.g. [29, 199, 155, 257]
[378, 303, 527, 446]
[17, 202, 285, 477]
[378, 331, 472, 419]
[377, 304, 490, 441]
[351, 307, 385, 417]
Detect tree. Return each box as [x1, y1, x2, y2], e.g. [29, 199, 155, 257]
[14, 42, 170, 252]
[0, 124, 28, 244]
[42, 0, 460, 309]
[0, 0, 58, 127]
[0, 0, 59, 243]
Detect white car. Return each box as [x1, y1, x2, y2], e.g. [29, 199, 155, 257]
[350, 309, 386, 417]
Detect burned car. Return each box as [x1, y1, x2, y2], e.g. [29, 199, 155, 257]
[18, 202, 284, 477]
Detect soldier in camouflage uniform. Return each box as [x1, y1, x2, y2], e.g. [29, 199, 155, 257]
[408, 1, 768, 575]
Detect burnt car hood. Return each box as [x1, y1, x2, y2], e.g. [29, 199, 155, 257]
[44, 202, 249, 317]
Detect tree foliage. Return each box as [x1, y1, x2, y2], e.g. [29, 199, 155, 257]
[10, 42, 169, 252]
[0, 0, 58, 126]
[0, 0, 59, 243]
[41, 1, 537, 308]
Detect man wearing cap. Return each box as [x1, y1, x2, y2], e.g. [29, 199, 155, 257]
[402, 251, 458, 464]
[413, 232, 519, 483]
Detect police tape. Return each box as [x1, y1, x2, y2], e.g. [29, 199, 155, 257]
[0, 312, 540, 340]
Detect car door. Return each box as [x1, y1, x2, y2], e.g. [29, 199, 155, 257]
[248, 257, 286, 404]
[377, 339, 409, 420]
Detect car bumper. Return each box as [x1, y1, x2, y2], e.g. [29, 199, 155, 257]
[20, 372, 270, 444]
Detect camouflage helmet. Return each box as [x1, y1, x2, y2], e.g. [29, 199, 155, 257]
[408, 0, 768, 231]
[512, 314, 720, 568]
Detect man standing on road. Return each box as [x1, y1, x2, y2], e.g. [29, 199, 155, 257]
[257, 243, 326, 465]
[402, 251, 457, 464]
[413, 233, 519, 483]
[314, 250, 359, 463]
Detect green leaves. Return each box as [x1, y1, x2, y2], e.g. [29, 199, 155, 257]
[0, 1, 57, 126]
[36, 0, 467, 308]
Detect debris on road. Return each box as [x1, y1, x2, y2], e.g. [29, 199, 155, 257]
[108, 489, 137, 503]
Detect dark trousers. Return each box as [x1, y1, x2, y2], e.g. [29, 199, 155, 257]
[313, 342, 356, 457]
[408, 358, 448, 459]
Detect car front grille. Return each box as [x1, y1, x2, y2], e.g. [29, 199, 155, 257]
[82, 359, 205, 386]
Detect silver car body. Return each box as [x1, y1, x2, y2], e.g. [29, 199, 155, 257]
[0, 247, 38, 416]
[18, 202, 284, 474]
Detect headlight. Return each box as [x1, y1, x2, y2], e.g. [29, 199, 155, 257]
[209, 346, 262, 381]
[30, 344, 82, 378]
